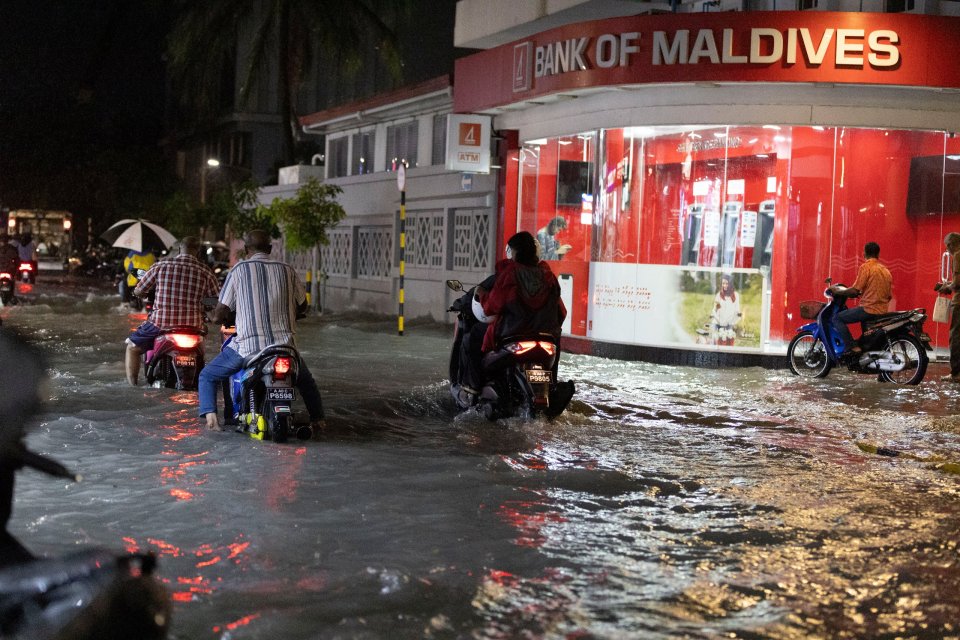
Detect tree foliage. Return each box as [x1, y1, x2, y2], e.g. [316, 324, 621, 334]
[257, 178, 345, 251]
[167, 0, 408, 164]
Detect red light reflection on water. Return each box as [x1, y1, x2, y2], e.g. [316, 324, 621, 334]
[263, 446, 306, 510]
[212, 613, 261, 634]
[122, 533, 252, 603]
[496, 501, 566, 548]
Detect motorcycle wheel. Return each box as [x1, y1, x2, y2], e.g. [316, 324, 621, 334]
[787, 331, 832, 378]
[271, 414, 289, 443]
[880, 335, 928, 385]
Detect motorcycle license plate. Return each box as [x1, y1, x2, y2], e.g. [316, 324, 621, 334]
[526, 368, 552, 384]
[175, 355, 196, 367]
[268, 387, 295, 401]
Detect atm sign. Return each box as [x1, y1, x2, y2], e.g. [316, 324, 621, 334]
[459, 123, 481, 147]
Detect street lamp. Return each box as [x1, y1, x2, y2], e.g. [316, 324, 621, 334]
[199, 158, 221, 205]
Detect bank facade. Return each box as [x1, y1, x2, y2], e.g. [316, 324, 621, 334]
[453, 9, 960, 363]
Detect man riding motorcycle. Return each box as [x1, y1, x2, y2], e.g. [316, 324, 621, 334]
[199, 229, 326, 435]
[124, 236, 220, 386]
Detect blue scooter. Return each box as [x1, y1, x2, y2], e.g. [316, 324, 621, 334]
[218, 326, 312, 443]
[787, 278, 931, 384]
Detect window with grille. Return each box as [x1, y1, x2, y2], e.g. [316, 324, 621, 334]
[327, 136, 349, 178]
[798, 0, 817, 9]
[432, 114, 447, 166]
[351, 131, 375, 175]
[386, 121, 419, 171]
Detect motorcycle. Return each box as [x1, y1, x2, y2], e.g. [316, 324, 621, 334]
[0, 271, 14, 305]
[787, 278, 932, 384]
[143, 326, 206, 390]
[17, 261, 36, 284]
[0, 330, 170, 639]
[217, 320, 312, 443]
[446, 280, 575, 421]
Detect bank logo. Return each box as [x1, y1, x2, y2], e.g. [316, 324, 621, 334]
[513, 42, 532, 92]
[458, 122, 481, 147]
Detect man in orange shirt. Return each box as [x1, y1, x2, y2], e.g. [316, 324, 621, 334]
[828, 241, 892, 355]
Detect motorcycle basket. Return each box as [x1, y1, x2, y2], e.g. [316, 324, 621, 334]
[799, 300, 825, 319]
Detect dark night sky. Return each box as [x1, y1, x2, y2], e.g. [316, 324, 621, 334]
[0, 1, 464, 214]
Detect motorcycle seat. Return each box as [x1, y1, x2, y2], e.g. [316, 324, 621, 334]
[160, 325, 207, 336]
[863, 310, 917, 328]
[243, 344, 300, 368]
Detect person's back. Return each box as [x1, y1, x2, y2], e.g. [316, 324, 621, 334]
[134, 241, 218, 331]
[220, 253, 303, 358]
[125, 250, 156, 287]
[483, 231, 565, 352]
[0, 235, 17, 275]
[17, 236, 35, 262]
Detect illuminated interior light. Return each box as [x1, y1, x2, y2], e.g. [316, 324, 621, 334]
[558, 140, 573, 145]
[763, 125, 781, 130]
[756, 154, 769, 158]
[813, 126, 826, 131]
[948, 155, 960, 161]
[774, 135, 786, 142]
[525, 138, 548, 145]
[713, 132, 727, 138]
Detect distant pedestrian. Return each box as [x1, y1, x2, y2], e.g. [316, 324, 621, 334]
[935, 232, 960, 382]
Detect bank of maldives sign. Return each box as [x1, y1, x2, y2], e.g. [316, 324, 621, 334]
[455, 11, 960, 113]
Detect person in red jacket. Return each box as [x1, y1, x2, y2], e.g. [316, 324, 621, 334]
[481, 231, 566, 354]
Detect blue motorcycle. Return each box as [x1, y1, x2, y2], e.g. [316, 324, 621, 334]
[219, 326, 312, 442]
[787, 279, 931, 384]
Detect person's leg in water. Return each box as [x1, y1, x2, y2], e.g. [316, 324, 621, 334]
[198, 347, 245, 429]
[457, 322, 488, 408]
[296, 359, 326, 437]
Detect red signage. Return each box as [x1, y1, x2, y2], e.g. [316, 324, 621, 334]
[454, 11, 960, 113]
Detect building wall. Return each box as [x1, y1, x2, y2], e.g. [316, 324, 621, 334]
[260, 166, 497, 322]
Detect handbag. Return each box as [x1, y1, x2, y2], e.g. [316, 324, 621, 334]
[933, 294, 952, 324]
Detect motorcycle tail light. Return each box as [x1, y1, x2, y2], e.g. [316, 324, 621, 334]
[0, 272, 11, 278]
[18, 263, 32, 271]
[273, 356, 293, 380]
[169, 334, 201, 349]
[506, 341, 538, 355]
[537, 341, 556, 355]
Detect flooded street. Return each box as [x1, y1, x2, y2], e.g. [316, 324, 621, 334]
[3, 276, 960, 640]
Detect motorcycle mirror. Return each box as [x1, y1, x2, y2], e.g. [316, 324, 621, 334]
[824, 277, 832, 284]
[446, 280, 464, 292]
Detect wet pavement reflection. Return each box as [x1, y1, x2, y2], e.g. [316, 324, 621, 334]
[2, 276, 959, 639]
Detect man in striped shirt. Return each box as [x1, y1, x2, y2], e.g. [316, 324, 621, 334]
[199, 230, 325, 431]
[125, 236, 220, 385]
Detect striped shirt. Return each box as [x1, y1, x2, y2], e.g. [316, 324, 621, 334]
[219, 253, 306, 358]
[135, 253, 220, 329]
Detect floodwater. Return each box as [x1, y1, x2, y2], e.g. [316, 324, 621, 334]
[3, 275, 960, 640]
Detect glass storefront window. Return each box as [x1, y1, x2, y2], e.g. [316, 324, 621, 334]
[513, 125, 960, 354]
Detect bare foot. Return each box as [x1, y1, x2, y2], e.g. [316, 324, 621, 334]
[203, 413, 221, 430]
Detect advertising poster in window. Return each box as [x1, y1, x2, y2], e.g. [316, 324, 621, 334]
[587, 264, 765, 350]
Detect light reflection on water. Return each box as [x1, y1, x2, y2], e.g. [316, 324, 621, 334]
[3, 278, 960, 639]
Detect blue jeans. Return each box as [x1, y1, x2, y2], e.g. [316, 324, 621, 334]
[832, 306, 874, 352]
[197, 347, 325, 421]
